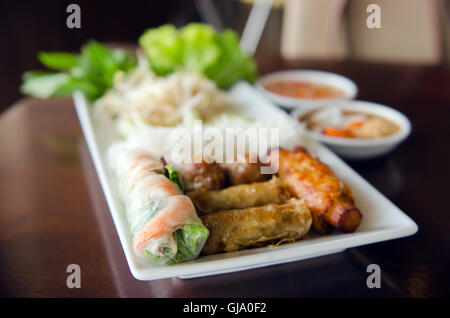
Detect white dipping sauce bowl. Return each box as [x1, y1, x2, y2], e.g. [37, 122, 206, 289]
[256, 70, 358, 109]
[291, 100, 412, 160]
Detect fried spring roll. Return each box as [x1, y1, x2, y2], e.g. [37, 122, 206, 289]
[201, 198, 312, 255]
[187, 177, 290, 215]
[274, 147, 362, 233]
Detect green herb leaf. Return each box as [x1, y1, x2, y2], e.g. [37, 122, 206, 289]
[37, 52, 79, 71]
[78, 40, 118, 89]
[53, 76, 102, 100]
[21, 41, 136, 100]
[20, 72, 70, 99]
[165, 165, 184, 191]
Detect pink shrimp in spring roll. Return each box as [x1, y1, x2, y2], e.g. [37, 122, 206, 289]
[111, 148, 209, 264]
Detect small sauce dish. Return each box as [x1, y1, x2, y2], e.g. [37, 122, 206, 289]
[291, 100, 412, 160]
[256, 70, 358, 109]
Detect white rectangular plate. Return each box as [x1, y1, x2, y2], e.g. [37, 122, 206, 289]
[73, 82, 418, 281]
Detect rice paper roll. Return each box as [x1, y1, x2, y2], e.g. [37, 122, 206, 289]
[111, 148, 209, 264]
[188, 177, 290, 215]
[201, 198, 312, 255]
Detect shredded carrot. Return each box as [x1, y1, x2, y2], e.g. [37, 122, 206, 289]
[323, 127, 353, 138]
[346, 120, 364, 129]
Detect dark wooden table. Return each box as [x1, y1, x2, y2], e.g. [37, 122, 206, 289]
[1, 57, 449, 297]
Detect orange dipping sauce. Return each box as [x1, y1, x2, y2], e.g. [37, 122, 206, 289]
[264, 80, 345, 99]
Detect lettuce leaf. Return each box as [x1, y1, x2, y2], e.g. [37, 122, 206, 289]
[173, 223, 209, 263]
[181, 23, 221, 73]
[139, 24, 182, 75]
[205, 29, 257, 88]
[143, 223, 209, 264]
[139, 23, 257, 88]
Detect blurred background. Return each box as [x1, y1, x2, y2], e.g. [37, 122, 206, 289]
[2, 0, 450, 113]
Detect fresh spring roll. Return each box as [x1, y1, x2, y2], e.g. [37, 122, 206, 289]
[187, 177, 290, 215]
[112, 148, 209, 264]
[201, 198, 312, 255]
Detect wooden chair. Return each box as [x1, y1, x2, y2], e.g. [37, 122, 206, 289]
[280, 0, 445, 64]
